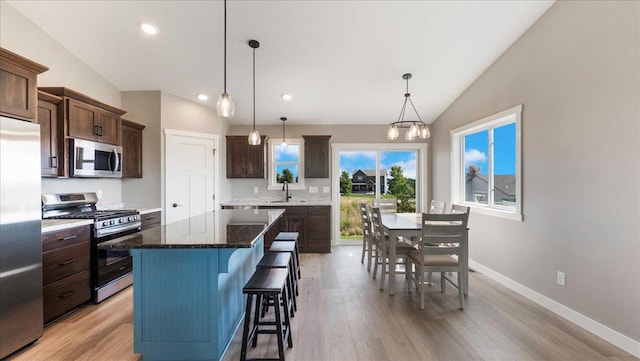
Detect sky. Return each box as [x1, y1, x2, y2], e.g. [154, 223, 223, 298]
[339, 151, 417, 179]
[464, 122, 516, 175]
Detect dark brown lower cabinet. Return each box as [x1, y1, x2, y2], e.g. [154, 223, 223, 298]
[262, 205, 331, 253]
[140, 211, 161, 230]
[42, 225, 91, 324]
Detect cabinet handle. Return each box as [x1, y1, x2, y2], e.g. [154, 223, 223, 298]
[118, 266, 126, 271]
[94, 125, 99, 136]
[59, 258, 76, 266]
[51, 156, 58, 168]
[58, 235, 78, 241]
[59, 290, 75, 298]
[98, 126, 103, 136]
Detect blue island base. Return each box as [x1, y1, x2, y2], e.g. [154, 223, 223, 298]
[131, 238, 263, 361]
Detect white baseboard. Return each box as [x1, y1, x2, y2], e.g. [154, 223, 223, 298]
[469, 259, 640, 358]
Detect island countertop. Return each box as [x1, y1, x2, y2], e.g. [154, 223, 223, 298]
[98, 208, 284, 249]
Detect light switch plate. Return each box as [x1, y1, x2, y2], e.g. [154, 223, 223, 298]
[309, 187, 318, 193]
[253, 187, 259, 194]
[322, 186, 330, 193]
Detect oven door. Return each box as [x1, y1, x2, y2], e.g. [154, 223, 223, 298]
[96, 247, 132, 287]
[70, 138, 122, 178]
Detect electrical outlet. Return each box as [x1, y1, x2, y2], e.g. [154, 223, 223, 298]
[557, 271, 566, 286]
[253, 187, 259, 194]
[322, 186, 330, 193]
[96, 189, 103, 199]
[309, 187, 318, 193]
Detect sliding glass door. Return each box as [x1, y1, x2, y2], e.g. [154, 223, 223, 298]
[332, 143, 427, 245]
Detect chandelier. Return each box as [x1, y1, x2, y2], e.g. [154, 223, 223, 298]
[387, 73, 430, 141]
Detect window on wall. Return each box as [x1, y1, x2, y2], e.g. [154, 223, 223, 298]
[268, 139, 305, 190]
[451, 105, 522, 221]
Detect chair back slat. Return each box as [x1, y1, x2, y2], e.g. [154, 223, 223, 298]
[359, 202, 372, 242]
[429, 200, 447, 214]
[373, 199, 397, 213]
[450, 204, 469, 215]
[370, 206, 385, 244]
[420, 213, 467, 255]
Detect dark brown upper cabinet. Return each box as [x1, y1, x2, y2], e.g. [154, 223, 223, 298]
[303, 135, 331, 178]
[39, 87, 126, 146]
[121, 119, 145, 178]
[226, 135, 267, 178]
[0, 47, 48, 121]
[37, 91, 64, 177]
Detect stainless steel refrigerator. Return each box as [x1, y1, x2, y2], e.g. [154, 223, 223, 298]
[0, 116, 43, 358]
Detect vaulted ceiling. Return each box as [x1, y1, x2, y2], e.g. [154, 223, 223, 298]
[8, 0, 554, 126]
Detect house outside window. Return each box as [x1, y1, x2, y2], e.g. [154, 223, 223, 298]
[451, 105, 522, 221]
[268, 139, 305, 190]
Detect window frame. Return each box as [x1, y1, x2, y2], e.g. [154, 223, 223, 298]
[450, 105, 523, 221]
[267, 138, 306, 190]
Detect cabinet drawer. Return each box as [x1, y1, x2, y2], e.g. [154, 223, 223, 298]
[140, 211, 161, 230]
[43, 270, 90, 323]
[42, 226, 91, 253]
[43, 241, 90, 285]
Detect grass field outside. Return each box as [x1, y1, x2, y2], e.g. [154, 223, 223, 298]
[339, 194, 398, 239]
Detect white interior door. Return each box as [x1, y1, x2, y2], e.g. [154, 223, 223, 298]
[165, 130, 217, 224]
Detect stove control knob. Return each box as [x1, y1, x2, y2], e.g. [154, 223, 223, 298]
[119, 218, 124, 224]
[127, 217, 132, 222]
[102, 221, 108, 227]
[109, 220, 115, 225]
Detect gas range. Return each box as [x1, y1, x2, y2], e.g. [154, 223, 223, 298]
[42, 192, 140, 303]
[42, 193, 141, 239]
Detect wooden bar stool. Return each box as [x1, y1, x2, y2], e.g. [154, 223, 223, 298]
[241, 268, 292, 361]
[269, 241, 299, 297]
[274, 232, 301, 279]
[257, 251, 297, 316]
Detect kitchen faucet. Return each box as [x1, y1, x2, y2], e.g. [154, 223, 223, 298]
[282, 180, 292, 202]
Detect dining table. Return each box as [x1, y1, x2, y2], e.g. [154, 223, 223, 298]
[380, 212, 469, 296]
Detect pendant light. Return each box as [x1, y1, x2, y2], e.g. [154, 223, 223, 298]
[248, 40, 261, 145]
[216, 0, 234, 117]
[280, 117, 287, 147]
[387, 73, 430, 141]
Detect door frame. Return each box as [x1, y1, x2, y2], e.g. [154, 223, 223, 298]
[330, 142, 429, 246]
[163, 129, 219, 224]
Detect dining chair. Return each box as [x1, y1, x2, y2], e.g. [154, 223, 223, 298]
[359, 202, 375, 271]
[429, 200, 447, 214]
[411, 200, 448, 246]
[373, 198, 397, 213]
[370, 206, 415, 286]
[406, 212, 469, 310]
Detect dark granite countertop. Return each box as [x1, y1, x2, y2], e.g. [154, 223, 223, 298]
[98, 209, 284, 249]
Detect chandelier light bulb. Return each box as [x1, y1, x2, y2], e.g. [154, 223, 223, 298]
[405, 131, 415, 141]
[419, 124, 430, 139]
[387, 124, 399, 140]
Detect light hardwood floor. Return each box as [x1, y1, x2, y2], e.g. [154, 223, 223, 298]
[8, 245, 637, 361]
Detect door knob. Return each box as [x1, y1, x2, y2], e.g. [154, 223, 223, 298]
[172, 203, 183, 208]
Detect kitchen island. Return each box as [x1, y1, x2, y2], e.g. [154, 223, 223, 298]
[98, 209, 284, 361]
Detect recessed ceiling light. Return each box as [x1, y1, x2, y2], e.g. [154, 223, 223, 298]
[197, 94, 209, 101]
[281, 93, 292, 101]
[140, 23, 158, 35]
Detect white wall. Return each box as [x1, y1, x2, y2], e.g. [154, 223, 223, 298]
[430, 0, 640, 348]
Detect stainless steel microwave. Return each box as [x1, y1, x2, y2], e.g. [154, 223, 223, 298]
[70, 138, 122, 178]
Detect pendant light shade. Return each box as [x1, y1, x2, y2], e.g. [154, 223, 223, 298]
[247, 40, 261, 145]
[387, 73, 430, 141]
[216, 93, 234, 118]
[280, 117, 287, 146]
[217, 0, 234, 118]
